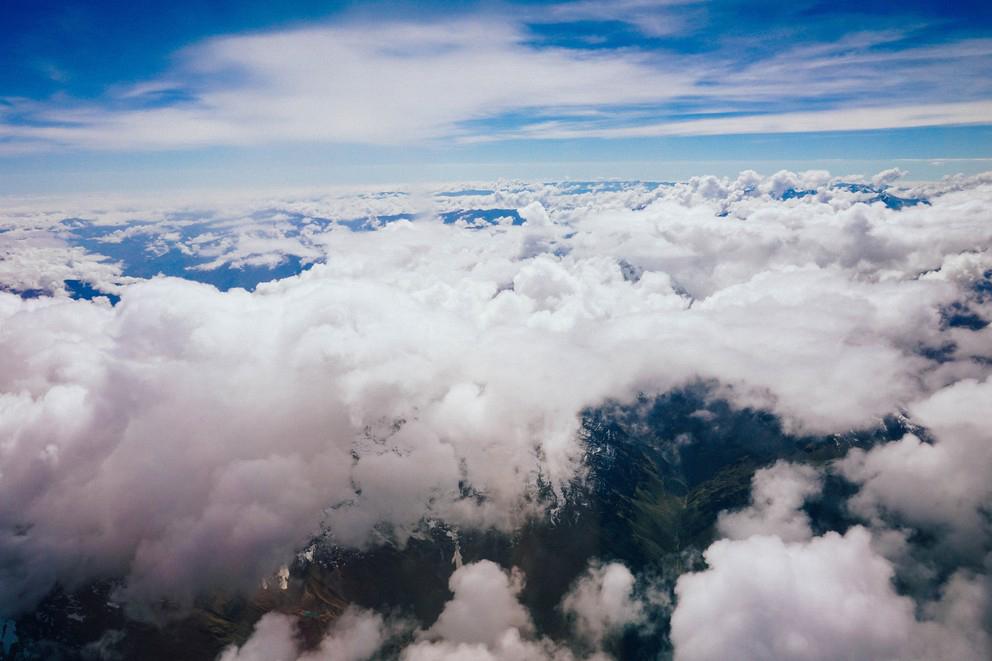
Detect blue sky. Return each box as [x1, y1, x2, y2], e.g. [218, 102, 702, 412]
[2, 0, 991, 192]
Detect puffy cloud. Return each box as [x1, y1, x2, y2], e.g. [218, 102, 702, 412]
[717, 461, 822, 543]
[518, 201, 552, 228]
[400, 630, 584, 661]
[672, 528, 912, 660]
[872, 168, 908, 188]
[403, 561, 556, 661]
[404, 560, 640, 661]
[560, 562, 645, 646]
[840, 378, 992, 556]
[914, 571, 992, 661]
[0, 237, 126, 296]
[671, 527, 990, 661]
[423, 560, 532, 647]
[218, 606, 390, 661]
[217, 612, 299, 661]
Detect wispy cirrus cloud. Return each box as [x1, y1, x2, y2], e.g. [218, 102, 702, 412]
[531, 0, 707, 37]
[0, 19, 693, 151]
[0, 13, 990, 153]
[482, 101, 992, 142]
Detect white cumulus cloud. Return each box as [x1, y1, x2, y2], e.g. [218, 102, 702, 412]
[671, 528, 990, 661]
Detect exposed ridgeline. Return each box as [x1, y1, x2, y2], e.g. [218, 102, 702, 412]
[4, 388, 913, 661]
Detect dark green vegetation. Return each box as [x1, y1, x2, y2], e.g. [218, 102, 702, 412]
[3, 386, 913, 660]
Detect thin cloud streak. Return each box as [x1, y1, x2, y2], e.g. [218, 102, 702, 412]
[482, 100, 992, 141]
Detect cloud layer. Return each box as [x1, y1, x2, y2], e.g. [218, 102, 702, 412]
[2, 11, 990, 152]
[0, 171, 990, 658]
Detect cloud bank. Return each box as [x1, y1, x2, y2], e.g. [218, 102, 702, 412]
[0, 170, 990, 658]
